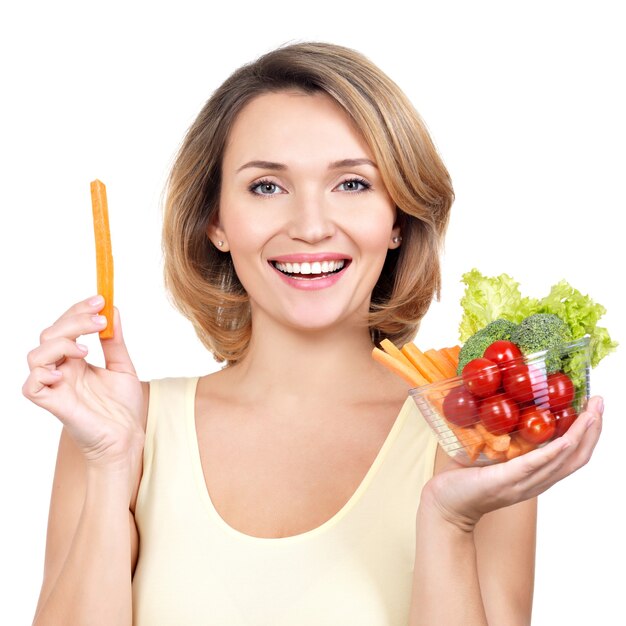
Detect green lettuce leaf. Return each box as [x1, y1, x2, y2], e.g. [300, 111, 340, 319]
[458, 269, 539, 342]
[458, 270, 617, 369]
[537, 280, 618, 367]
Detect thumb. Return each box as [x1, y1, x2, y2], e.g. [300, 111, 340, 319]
[100, 307, 136, 375]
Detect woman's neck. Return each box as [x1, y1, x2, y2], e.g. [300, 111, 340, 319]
[224, 316, 385, 408]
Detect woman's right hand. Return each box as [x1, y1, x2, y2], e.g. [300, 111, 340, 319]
[23, 295, 145, 474]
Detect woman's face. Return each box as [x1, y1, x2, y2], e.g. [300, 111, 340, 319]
[213, 90, 400, 335]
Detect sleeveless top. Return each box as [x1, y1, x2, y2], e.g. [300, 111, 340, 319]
[132, 377, 438, 626]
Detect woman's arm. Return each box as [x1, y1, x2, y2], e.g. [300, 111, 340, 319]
[23, 299, 147, 625]
[32, 427, 143, 626]
[409, 396, 602, 625]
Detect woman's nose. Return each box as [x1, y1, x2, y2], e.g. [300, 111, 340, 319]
[286, 192, 336, 243]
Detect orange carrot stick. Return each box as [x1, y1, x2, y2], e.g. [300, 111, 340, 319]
[380, 338, 415, 369]
[475, 423, 511, 452]
[482, 444, 507, 461]
[424, 348, 457, 379]
[505, 437, 523, 460]
[401, 343, 444, 383]
[450, 424, 485, 462]
[511, 433, 537, 455]
[372, 348, 428, 388]
[90, 179, 114, 339]
[437, 348, 458, 371]
[443, 345, 461, 364]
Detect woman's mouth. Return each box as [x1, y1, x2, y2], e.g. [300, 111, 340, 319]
[268, 257, 351, 290]
[270, 259, 347, 280]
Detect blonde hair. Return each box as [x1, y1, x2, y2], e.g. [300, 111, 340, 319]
[163, 41, 454, 364]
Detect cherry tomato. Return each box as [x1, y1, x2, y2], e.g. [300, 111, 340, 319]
[479, 393, 520, 434]
[518, 406, 556, 444]
[442, 387, 479, 427]
[546, 372, 575, 411]
[483, 340, 523, 367]
[462, 358, 502, 398]
[502, 363, 547, 404]
[554, 404, 578, 437]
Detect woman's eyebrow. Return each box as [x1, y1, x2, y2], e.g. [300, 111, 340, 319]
[328, 158, 377, 170]
[236, 158, 377, 173]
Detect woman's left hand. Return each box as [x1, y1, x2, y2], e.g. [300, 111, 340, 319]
[421, 396, 604, 531]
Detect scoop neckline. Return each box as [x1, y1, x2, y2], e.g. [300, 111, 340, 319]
[185, 376, 413, 544]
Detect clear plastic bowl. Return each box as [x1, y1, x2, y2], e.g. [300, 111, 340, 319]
[409, 336, 591, 466]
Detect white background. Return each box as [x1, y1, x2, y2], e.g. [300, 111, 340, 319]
[1, 1, 624, 624]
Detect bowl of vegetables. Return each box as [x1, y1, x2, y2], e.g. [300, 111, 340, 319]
[372, 269, 616, 466]
[410, 334, 591, 466]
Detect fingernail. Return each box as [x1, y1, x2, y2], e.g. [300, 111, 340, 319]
[88, 295, 104, 307]
[77, 343, 88, 353]
[50, 369, 62, 377]
[595, 397, 604, 415]
[586, 415, 596, 430]
[91, 315, 107, 326]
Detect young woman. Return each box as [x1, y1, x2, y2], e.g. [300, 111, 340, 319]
[24, 42, 603, 625]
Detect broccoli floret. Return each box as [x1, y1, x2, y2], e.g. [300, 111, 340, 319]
[510, 313, 573, 373]
[456, 319, 518, 374]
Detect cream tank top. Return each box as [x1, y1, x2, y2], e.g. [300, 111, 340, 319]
[132, 377, 438, 626]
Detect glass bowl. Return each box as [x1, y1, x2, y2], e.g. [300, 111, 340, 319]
[409, 336, 591, 466]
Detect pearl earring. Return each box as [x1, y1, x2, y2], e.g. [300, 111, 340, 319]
[217, 240, 224, 247]
[392, 236, 402, 244]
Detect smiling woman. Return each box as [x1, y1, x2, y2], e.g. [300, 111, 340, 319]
[162, 43, 454, 363]
[23, 41, 603, 626]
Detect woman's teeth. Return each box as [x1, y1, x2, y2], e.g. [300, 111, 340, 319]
[273, 260, 345, 276]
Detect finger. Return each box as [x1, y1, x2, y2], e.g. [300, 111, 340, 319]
[559, 399, 603, 473]
[22, 366, 64, 399]
[27, 337, 89, 370]
[39, 310, 108, 345]
[510, 402, 603, 494]
[100, 308, 136, 376]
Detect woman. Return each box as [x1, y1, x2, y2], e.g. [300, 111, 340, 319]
[24, 42, 603, 625]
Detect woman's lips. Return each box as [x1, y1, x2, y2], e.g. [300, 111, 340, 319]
[268, 257, 351, 290]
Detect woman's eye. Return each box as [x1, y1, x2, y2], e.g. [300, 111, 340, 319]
[250, 181, 283, 195]
[336, 178, 371, 192]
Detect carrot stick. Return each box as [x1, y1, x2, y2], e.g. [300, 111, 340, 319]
[505, 437, 523, 460]
[450, 424, 485, 462]
[482, 444, 507, 461]
[401, 343, 444, 383]
[444, 345, 461, 362]
[424, 348, 457, 379]
[372, 347, 428, 388]
[438, 347, 459, 371]
[90, 179, 114, 339]
[380, 338, 415, 369]
[511, 434, 537, 455]
[475, 423, 511, 452]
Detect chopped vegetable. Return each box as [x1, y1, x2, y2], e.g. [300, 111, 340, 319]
[372, 347, 427, 388]
[401, 343, 444, 383]
[90, 179, 114, 339]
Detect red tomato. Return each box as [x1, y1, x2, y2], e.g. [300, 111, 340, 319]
[462, 358, 502, 398]
[479, 393, 520, 434]
[442, 387, 479, 427]
[483, 340, 523, 367]
[518, 406, 556, 444]
[502, 363, 547, 404]
[546, 372, 575, 411]
[554, 405, 578, 437]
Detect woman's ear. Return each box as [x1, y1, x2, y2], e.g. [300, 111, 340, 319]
[389, 225, 402, 250]
[207, 213, 230, 252]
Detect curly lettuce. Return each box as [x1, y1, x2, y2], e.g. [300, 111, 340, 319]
[458, 269, 617, 371]
[458, 269, 539, 342]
